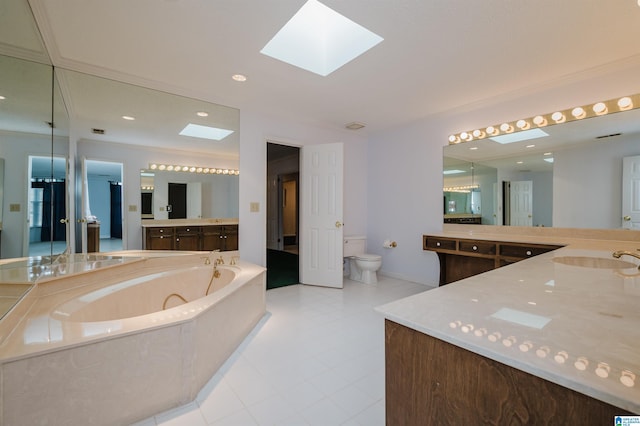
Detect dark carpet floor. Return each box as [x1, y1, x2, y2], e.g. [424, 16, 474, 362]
[266, 249, 299, 290]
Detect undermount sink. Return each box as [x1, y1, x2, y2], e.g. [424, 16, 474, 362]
[552, 256, 638, 269]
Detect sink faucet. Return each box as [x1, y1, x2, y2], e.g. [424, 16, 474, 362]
[215, 256, 225, 265]
[612, 250, 640, 268]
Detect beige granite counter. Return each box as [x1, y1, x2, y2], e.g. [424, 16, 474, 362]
[377, 229, 640, 413]
[141, 218, 238, 227]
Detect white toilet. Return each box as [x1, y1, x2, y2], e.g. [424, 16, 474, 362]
[343, 236, 382, 284]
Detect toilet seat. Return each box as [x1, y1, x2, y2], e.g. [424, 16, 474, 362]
[355, 254, 381, 261]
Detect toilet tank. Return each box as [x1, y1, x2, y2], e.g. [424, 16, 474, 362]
[343, 236, 366, 257]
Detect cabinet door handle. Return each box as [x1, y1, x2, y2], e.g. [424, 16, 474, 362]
[436, 242, 441, 247]
[472, 245, 478, 251]
[526, 250, 532, 256]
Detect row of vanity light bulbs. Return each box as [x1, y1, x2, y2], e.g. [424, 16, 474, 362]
[449, 320, 637, 388]
[149, 163, 239, 175]
[448, 94, 638, 144]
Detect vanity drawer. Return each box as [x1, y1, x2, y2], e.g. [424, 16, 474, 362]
[424, 236, 457, 251]
[175, 226, 201, 235]
[499, 243, 559, 259]
[459, 240, 496, 255]
[146, 227, 174, 237]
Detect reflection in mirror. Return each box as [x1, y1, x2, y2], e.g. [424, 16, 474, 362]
[0, 54, 69, 260]
[27, 155, 67, 257]
[83, 160, 123, 253]
[141, 169, 239, 221]
[444, 107, 640, 229]
[0, 0, 68, 319]
[60, 69, 240, 251]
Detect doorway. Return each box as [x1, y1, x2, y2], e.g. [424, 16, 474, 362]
[266, 143, 300, 289]
[83, 160, 124, 252]
[27, 155, 67, 257]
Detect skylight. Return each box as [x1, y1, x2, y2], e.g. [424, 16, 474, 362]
[179, 124, 234, 141]
[489, 129, 549, 144]
[260, 0, 383, 76]
[489, 128, 549, 144]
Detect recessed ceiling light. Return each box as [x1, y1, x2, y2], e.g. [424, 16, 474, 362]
[179, 123, 234, 141]
[196, 111, 209, 117]
[526, 144, 535, 148]
[232, 74, 247, 82]
[443, 169, 465, 175]
[260, 0, 383, 76]
[544, 157, 554, 163]
[490, 128, 549, 144]
[122, 115, 135, 121]
[516, 161, 524, 164]
[544, 152, 552, 156]
[469, 147, 478, 150]
[0, 95, 5, 100]
[345, 122, 365, 130]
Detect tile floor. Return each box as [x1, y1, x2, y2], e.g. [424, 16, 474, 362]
[135, 276, 430, 425]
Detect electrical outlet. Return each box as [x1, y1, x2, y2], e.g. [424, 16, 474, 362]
[250, 202, 260, 212]
[9, 204, 20, 212]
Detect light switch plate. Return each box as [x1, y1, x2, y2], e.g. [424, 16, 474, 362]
[250, 202, 260, 212]
[9, 204, 20, 212]
[128, 205, 137, 212]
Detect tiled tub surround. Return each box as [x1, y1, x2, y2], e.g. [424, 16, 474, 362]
[378, 236, 640, 420]
[0, 251, 265, 425]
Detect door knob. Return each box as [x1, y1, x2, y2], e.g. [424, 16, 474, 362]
[624, 215, 631, 221]
[59, 218, 69, 224]
[335, 221, 343, 228]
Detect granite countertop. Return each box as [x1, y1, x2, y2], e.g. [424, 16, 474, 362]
[141, 218, 238, 227]
[377, 237, 640, 413]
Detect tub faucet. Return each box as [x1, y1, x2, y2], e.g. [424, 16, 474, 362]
[201, 256, 211, 265]
[612, 250, 640, 268]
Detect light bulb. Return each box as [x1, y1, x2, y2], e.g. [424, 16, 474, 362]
[448, 135, 459, 143]
[571, 107, 586, 119]
[516, 119, 529, 130]
[618, 96, 633, 110]
[592, 102, 608, 115]
[533, 115, 547, 126]
[499, 123, 513, 133]
[551, 111, 565, 123]
[472, 129, 485, 139]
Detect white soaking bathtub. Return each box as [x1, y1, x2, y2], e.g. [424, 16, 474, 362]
[0, 252, 265, 426]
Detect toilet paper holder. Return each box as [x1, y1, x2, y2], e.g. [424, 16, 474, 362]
[383, 240, 397, 248]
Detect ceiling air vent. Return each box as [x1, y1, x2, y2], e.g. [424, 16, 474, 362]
[92, 128, 105, 135]
[596, 133, 621, 139]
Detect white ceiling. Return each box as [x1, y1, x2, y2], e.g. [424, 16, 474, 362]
[26, 0, 640, 134]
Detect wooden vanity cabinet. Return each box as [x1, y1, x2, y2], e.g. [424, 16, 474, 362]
[175, 226, 201, 251]
[145, 227, 175, 250]
[144, 224, 238, 251]
[423, 235, 561, 285]
[202, 225, 238, 251]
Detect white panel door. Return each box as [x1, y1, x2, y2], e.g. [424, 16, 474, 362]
[622, 155, 640, 229]
[187, 181, 202, 219]
[510, 180, 533, 226]
[300, 143, 344, 288]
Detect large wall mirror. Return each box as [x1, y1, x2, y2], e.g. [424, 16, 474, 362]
[444, 103, 640, 229]
[60, 69, 239, 253]
[0, 0, 239, 319]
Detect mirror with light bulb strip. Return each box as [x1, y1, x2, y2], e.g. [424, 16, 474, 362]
[444, 94, 640, 229]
